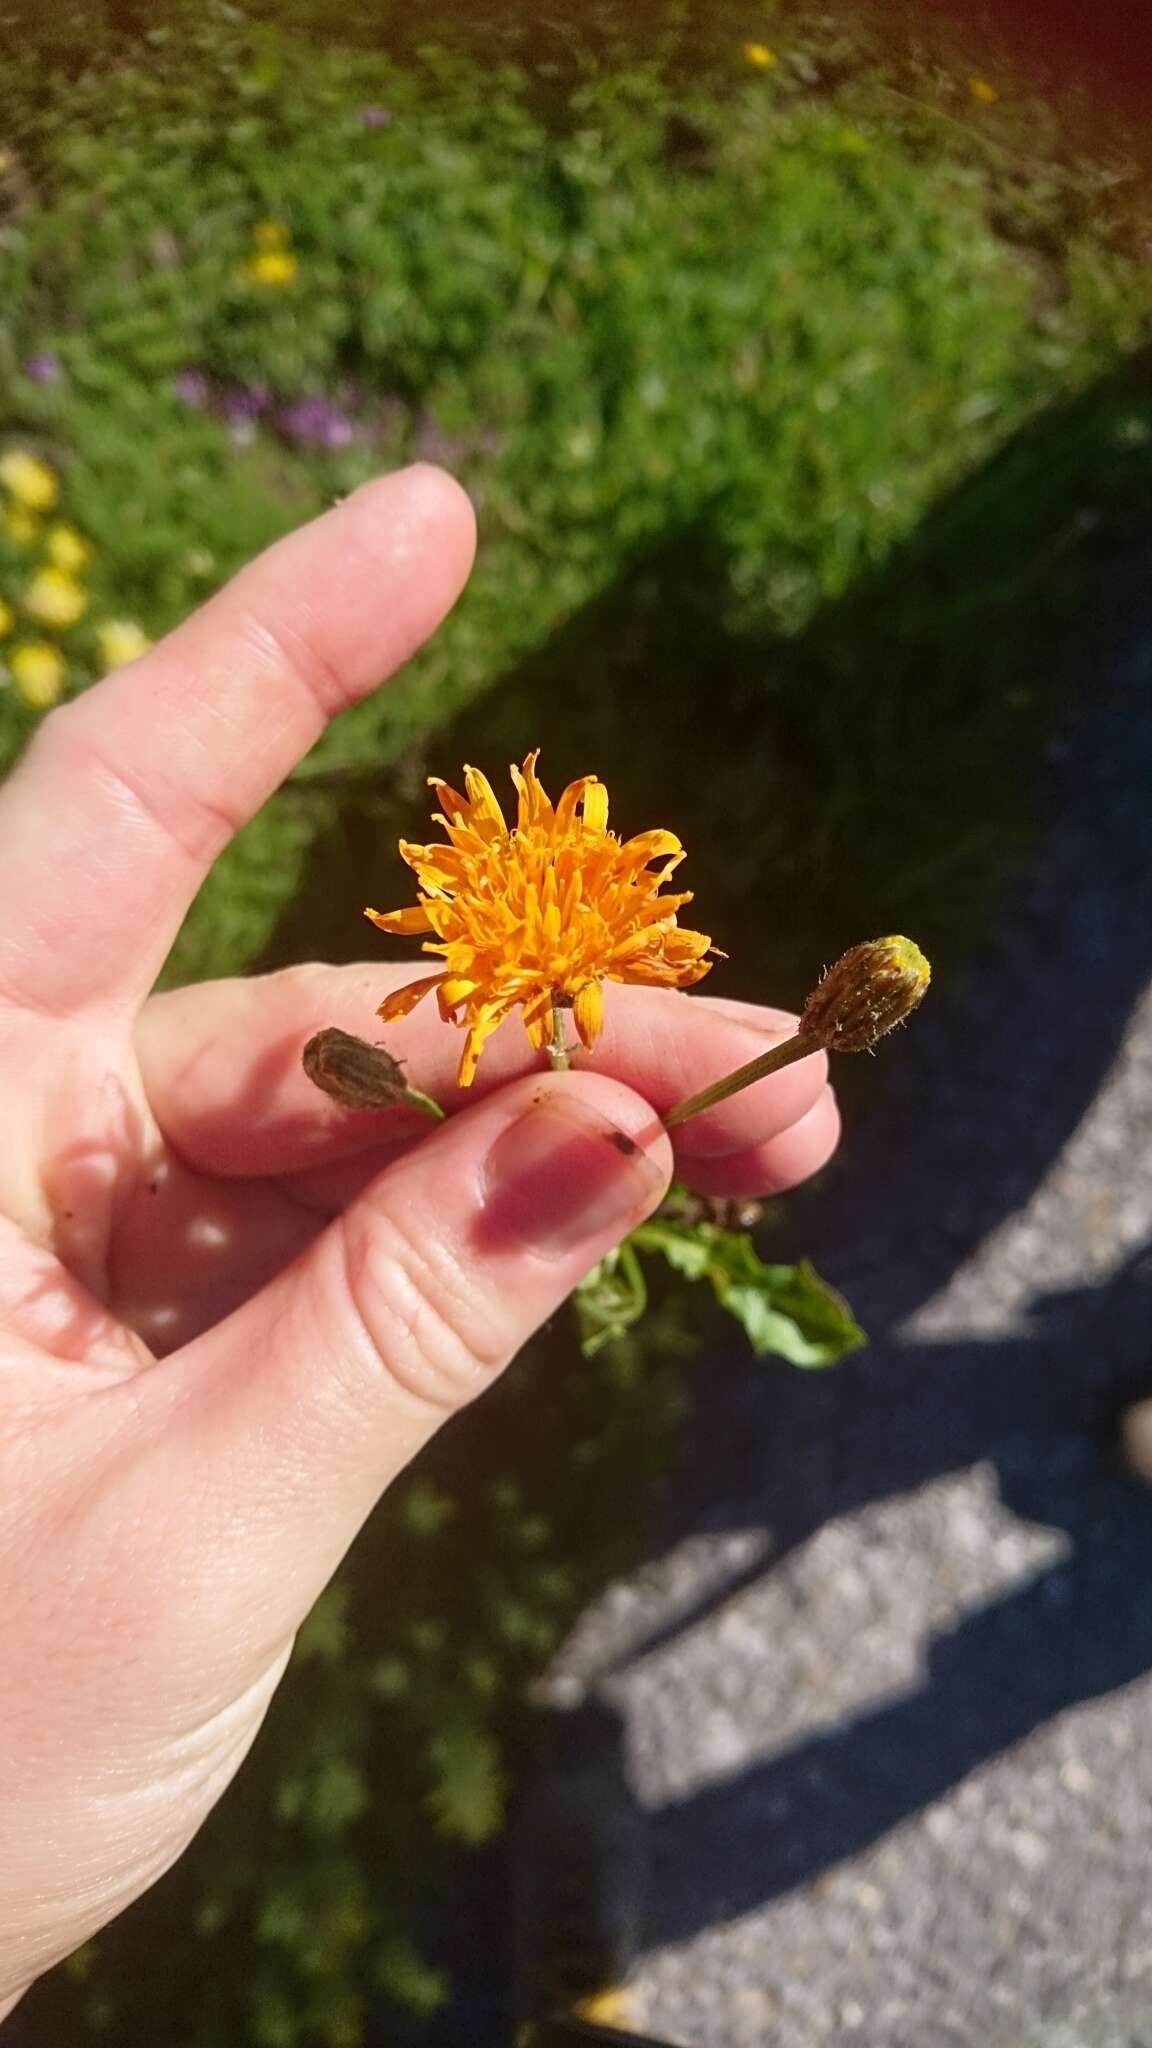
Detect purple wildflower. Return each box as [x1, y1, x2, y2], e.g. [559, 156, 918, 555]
[359, 105, 392, 129]
[278, 396, 357, 452]
[174, 368, 211, 409]
[219, 384, 272, 424]
[24, 351, 62, 386]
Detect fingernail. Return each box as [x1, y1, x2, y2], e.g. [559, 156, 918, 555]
[482, 1097, 666, 1259]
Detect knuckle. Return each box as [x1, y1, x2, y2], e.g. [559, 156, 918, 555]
[337, 1205, 508, 1415]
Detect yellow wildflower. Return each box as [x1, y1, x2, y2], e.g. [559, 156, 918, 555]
[46, 522, 92, 575]
[95, 618, 152, 670]
[3, 505, 43, 547]
[253, 219, 293, 249]
[0, 448, 59, 512]
[968, 77, 999, 105]
[9, 640, 67, 710]
[743, 41, 777, 68]
[366, 750, 718, 1086]
[244, 248, 300, 287]
[22, 565, 87, 630]
[0, 598, 13, 639]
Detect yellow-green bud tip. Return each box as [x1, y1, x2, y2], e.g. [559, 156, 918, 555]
[801, 936, 931, 1053]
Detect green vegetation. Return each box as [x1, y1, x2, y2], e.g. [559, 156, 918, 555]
[4, 2, 1151, 2039]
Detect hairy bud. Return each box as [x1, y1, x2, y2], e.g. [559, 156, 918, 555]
[800, 936, 931, 1053]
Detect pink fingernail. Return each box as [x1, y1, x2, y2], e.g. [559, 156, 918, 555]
[481, 1097, 665, 1258]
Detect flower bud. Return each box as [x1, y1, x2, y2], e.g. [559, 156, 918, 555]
[302, 1026, 444, 1121]
[801, 936, 930, 1052]
[302, 1028, 412, 1109]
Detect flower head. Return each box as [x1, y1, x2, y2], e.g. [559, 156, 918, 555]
[174, 368, 211, 409]
[24, 351, 62, 386]
[21, 565, 87, 630]
[278, 395, 357, 450]
[968, 76, 999, 105]
[8, 640, 67, 709]
[46, 522, 92, 575]
[245, 248, 299, 288]
[1, 448, 59, 512]
[366, 751, 718, 1085]
[743, 41, 777, 68]
[801, 935, 931, 1052]
[96, 619, 151, 671]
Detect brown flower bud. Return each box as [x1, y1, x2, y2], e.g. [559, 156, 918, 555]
[800, 936, 931, 1052]
[302, 1027, 444, 1120]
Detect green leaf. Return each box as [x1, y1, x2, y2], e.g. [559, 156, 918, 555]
[574, 1239, 648, 1355]
[631, 1217, 865, 1367]
[631, 1217, 714, 1279]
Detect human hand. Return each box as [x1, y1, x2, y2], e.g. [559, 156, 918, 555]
[0, 466, 838, 2014]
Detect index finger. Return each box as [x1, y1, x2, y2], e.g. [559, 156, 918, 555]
[0, 466, 476, 1019]
[136, 967, 833, 1178]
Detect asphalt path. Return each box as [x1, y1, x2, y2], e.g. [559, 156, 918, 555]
[551, 626, 1152, 2047]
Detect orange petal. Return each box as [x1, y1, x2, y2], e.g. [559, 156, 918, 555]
[521, 987, 555, 1051]
[573, 980, 605, 1049]
[510, 749, 555, 831]
[456, 1002, 509, 1086]
[580, 780, 609, 834]
[621, 828, 683, 867]
[428, 776, 470, 822]
[554, 774, 598, 834]
[365, 904, 433, 935]
[377, 972, 446, 1021]
[462, 764, 507, 832]
[437, 974, 480, 1020]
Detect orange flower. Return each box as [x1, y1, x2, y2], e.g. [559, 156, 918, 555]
[366, 751, 718, 1085]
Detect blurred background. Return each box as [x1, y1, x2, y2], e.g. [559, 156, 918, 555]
[3, 2, 1152, 2043]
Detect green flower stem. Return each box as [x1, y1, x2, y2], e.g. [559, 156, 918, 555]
[546, 998, 571, 1072]
[403, 1085, 448, 1123]
[663, 1030, 821, 1128]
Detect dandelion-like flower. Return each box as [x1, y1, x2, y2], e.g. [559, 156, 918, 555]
[967, 77, 999, 105]
[366, 751, 718, 1085]
[743, 41, 777, 68]
[96, 619, 151, 671]
[0, 449, 59, 513]
[9, 640, 67, 709]
[46, 523, 91, 575]
[245, 249, 300, 287]
[21, 565, 87, 630]
[244, 222, 298, 288]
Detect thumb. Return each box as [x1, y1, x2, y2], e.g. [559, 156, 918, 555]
[141, 1071, 671, 1668]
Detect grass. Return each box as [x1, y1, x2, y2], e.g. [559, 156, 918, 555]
[4, 2, 1152, 2041]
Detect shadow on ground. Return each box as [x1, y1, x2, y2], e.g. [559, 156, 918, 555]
[363, 359, 1152, 2040]
[595, 564, 1152, 1954]
[635, 1242, 1152, 1945]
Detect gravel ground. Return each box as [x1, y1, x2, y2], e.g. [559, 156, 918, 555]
[547, 627, 1152, 2047]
